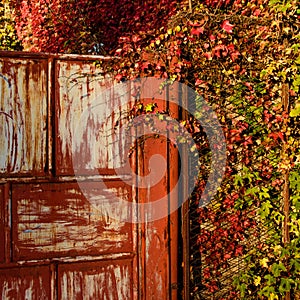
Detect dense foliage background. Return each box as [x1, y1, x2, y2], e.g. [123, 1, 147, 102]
[0, 0, 22, 50]
[1, 0, 299, 299]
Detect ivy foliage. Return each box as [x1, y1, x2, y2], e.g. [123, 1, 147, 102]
[105, 0, 299, 298]
[11, 0, 178, 54]
[0, 0, 22, 51]
[7, 0, 300, 298]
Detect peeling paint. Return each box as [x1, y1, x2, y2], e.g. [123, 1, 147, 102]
[55, 60, 133, 175]
[0, 58, 47, 175]
[58, 260, 132, 300]
[0, 53, 178, 300]
[0, 266, 51, 299]
[12, 182, 133, 261]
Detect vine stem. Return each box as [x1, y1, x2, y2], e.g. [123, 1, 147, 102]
[282, 83, 290, 300]
[188, 0, 192, 12]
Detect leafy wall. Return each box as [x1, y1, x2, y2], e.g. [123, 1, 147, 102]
[107, 0, 299, 298]
[6, 0, 300, 298]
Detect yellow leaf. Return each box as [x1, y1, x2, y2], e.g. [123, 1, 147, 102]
[260, 257, 269, 268]
[254, 276, 261, 286]
[145, 103, 156, 112]
[270, 293, 279, 300]
[175, 25, 181, 32]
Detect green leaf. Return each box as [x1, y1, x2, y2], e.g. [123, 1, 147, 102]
[291, 258, 300, 272]
[259, 200, 273, 218]
[271, 262, 287, 277]
[290, 171, 300, 190]
[279, 278, 292, 294]
[290, 104, 300, 117]
[264, 274, 276, 285]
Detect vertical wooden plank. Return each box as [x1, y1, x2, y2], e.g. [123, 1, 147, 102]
[143, 134, 169, 299]
[131, 123, 140, 300]
[0, 185, 5, 263]
[138, 78, 171, 299]
[168, 84, 179, 300]
[0, 184, 9, 263]
[48, 57, 55, 175]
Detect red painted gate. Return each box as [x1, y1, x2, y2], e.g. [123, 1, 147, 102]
[0, 52, 180, 299]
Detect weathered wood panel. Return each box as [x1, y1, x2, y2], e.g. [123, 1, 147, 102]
[12, 181, 133, 261]
[0, 265, 51, 299]
[54, 60, 132, 176]
[58, 260, 133, 300]
[0, 53, 180, 300]
[0, 58, 48, 175]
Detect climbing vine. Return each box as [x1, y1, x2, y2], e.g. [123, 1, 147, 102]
[6, 0, 300, 298]
[0, 0, 22, 51]
[105, 0, 299, 298]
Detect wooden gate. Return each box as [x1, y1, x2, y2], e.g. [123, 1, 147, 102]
[0, 52, 180, 299]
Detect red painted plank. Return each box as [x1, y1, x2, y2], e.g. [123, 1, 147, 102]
[12, 181, 133, 261]
[169, 88, 180, 300]
[136, 94, 170, 299]
[0, 184, 9, 264]
[0, 186, 4, 263]
[0, 265, 51, 299]
[143, 126, 170, 300]
[58, 260, 133, 300]
[0, 57, 48, 176]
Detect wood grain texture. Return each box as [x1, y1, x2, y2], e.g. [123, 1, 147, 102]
[54, 60, 133, 176]
[58, 260, 133, 300]
[0, 58, 48, 175]
[12, 181, 133, 261]
[0, 265, 51, 300]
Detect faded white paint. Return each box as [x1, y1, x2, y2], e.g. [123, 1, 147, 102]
[60, 263, 131, 300]
[57, 61, 134, 174]
[0, 58, 47, 175]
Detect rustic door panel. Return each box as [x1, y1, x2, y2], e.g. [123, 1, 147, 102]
[0, 265, 51, 299]
[0, 57, 48, 176]
[58, 260, 133, 300]
[12, 181, 133, 261]
[54, 60, 133, 176]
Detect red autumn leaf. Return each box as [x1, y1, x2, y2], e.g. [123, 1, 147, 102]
[142, 61, 150, 69]
[234, 245, 244, 256]
[204, 52, 212, 60]
[191, 27, 204, 36]
[230, 50, 240, 62]
[132, 35, 141, 43]
[195, 79, 204, 86]
[209, 34, 216, 41]
[115, 74, 123, 82]
[221, 20, 234, 33]
[224, 253, 232, 260]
